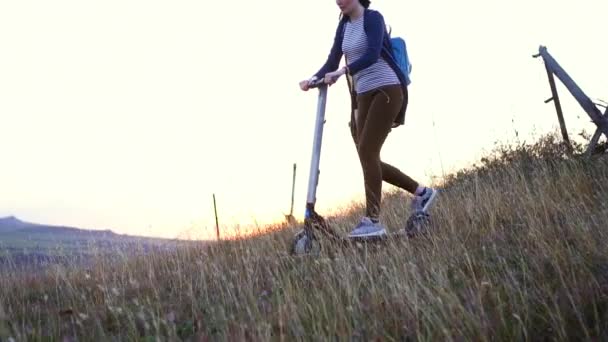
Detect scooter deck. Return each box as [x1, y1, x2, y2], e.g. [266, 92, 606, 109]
[338, 229, 428, 244]
[348, 231, 409, 241]
[340, 212, 433, 242]
[290, 216, 434, 255]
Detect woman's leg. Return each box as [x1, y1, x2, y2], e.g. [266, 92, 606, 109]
[380, 162, 418, 194]
[351, 87, 419, 195]
[354, 84, 416, 221]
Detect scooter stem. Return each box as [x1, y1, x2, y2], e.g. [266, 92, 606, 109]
[305, 84, 328, 218]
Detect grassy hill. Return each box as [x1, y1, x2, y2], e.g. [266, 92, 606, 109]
[0, 132, 607, 341]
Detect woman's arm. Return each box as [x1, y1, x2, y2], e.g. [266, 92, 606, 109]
[313, 21, 345, 79]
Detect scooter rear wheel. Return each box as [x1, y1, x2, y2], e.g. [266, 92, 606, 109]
[405, 212, 432, 237]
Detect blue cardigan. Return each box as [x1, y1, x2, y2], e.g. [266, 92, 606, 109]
[313, 9, 408, 127]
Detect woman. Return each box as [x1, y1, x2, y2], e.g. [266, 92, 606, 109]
[299, 0, 438, 238]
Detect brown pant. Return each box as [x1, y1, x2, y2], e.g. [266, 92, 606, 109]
[350, 84, 419, 220]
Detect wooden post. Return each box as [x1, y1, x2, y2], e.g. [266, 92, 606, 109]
[285, 163, 297, 225]
[290, 163, 296, 217]
[543, 62, 572, 152]
[213, 194, 220, 241]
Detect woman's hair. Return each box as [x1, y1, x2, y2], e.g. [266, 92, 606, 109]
[339, 0, 371, 19]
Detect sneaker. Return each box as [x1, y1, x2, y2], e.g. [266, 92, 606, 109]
[411, 187, 439, 213]
[348, 216, 387, 238]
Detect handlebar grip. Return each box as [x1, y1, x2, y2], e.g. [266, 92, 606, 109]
[308, 78, 327, 89]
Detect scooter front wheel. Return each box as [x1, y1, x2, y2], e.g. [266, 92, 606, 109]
[290, 229, 322, 256]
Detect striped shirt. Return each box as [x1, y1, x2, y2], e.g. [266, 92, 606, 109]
[342, 15, 400, 94]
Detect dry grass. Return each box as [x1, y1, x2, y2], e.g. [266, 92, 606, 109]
[1, 132, 608, 341]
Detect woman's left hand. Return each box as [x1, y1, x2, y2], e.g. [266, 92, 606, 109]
[324, 68, 346, 85]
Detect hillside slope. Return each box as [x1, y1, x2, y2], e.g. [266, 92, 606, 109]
[1, 133, 607, 341]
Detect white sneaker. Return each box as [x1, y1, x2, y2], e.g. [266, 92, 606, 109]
[348, 216, 387, 238]
[411, 187, 439, 213]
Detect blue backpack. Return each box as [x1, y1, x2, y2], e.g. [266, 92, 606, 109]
[388, 31, 412, 86]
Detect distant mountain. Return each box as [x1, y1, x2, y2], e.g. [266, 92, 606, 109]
[0, 216, 199, 269]
[0, 215, 194, 253]
[0, 215, 117, 237]
[0, 215, 30, 232]
[0, 216, 201, 273]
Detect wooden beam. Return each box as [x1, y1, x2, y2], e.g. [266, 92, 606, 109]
[586, 106, 608, 156]
[535, 46, 608, 138]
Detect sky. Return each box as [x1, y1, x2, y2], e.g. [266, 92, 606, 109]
[1, 0, 607, 240]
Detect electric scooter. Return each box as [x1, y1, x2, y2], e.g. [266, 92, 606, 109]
[290, 78, 432, 256]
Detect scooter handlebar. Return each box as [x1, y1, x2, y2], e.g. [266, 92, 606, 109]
[308, 78, 327, 89]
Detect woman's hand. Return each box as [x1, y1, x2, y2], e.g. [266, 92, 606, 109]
[299, 79, 311, 91]
[299, 76, 319, 91]
[324, 67, 347, 86]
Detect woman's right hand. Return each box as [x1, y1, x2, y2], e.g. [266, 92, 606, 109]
[299, 79, 311, 91]
[299, 77, 318, 91]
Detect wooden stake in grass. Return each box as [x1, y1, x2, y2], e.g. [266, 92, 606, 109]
[285, 163, 297, 225]
[213, 193, 220, 241]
